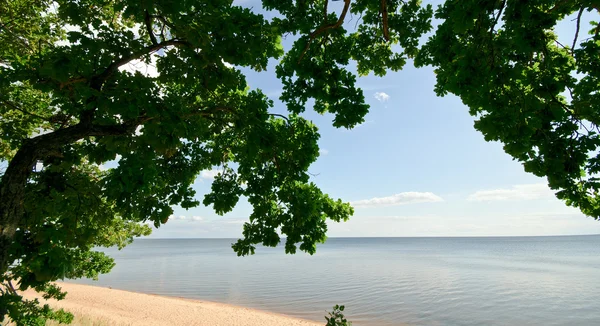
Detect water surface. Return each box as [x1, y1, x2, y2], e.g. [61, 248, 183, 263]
[70, 236, 600, 325]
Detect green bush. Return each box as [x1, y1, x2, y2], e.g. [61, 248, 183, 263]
[325, 305, 351, 326]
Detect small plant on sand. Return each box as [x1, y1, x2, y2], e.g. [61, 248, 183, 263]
[325, 305, 351, 326]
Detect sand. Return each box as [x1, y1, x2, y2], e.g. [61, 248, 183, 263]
[20, 283, 323, 326]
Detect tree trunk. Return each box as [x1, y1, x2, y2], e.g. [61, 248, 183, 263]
[0, 120, 138, 274]
[0, 141, 38, 274]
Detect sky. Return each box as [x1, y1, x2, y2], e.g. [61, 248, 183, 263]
[131, 0, 600, 238]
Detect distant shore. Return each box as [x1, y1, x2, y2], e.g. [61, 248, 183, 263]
[22, 282, 322, 326]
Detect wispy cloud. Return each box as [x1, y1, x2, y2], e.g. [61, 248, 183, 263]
[169, 215, 204, 221]
[374, 92, 390, 102]
[319, 148, 329, 155]
[200, 169, 222, 180]
[467, 183, 554, 202]
[352, 192, 444, 208]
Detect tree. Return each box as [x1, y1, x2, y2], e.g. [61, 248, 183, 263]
[1, 0, 598, 324]
[0, 0, 432, 323]
[416, 0, 600, 218]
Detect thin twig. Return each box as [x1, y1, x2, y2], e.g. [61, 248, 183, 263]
[0, 21, 34, 53]
[572, 7, 584, 53]
[490, 0, 506, 35]
[354, 12, 363, 30]
[268, 113, 290, 122]
[1, 99, 51, 121]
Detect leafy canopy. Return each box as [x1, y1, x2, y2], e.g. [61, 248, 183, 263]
[417, 0, 600, 217]
[0, 0, 432, 323]
[1, 0, 599, 325]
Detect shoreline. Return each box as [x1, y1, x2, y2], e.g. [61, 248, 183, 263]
[21, 282, 323, 326]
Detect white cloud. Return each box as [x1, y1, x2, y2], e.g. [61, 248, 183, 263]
[352, 192, 444, 208]
[169, 215, 203, 221]
[467, 183, 554, 202]
[324, 208, 600, 238]
[200, 169, 222, 180]
[319, 149, 329, 155]
[374, 92, 390, 102]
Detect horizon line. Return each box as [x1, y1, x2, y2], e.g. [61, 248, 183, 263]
[139, 233, 600, 240]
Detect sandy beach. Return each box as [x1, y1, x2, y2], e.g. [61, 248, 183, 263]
[21, 283, 323, 326]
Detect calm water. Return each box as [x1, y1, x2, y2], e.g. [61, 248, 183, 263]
[69, 236, 600, 325]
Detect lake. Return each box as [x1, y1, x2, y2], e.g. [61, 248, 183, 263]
[69, 236, 600, 325]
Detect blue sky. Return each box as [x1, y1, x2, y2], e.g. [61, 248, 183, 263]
[136, 0, 600, 238]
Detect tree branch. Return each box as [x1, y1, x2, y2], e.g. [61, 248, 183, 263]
[58, 77, 87, 90]
[381, 0, 390, 41]
[572, 7, 584, 53]
[0, 99, 51, 122]
[298, 0, 351, 63]
[7, 279, 16, 295]
[91, 39, 187, 90]
[268, 113, 290, 122]
[0, 20, 34, 53]
[153, 15, 176, 30]
[144, 10, 158, 45]
[490, 0, 506, 35]
[53, 39, 188, 91]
